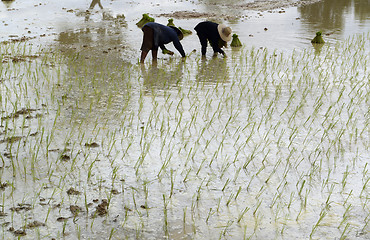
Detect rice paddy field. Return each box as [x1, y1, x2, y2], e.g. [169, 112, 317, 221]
[1, 0, 370, 239]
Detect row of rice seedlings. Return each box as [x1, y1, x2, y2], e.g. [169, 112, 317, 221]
[0, 42, 135, 238]
[0, 32, 369, 239]
[119, 33, 369, 239]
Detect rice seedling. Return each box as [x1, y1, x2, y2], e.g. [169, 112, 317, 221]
[0, 30, 368, 239]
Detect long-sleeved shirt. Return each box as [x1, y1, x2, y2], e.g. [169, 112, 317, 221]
[143, 22, 186, 57]
[194, 21, 225, 55]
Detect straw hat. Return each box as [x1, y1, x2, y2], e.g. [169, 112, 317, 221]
[217, 24, 232, 42]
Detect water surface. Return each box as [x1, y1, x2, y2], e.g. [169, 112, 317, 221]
[1, 0, 369, 60]
[0, 0, 369, 239]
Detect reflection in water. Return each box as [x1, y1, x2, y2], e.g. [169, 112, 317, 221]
[53, 0, 132, 126]
[85, 0, 125, 23]
[196, 57, 229, 84]
[1, 0, 13, 8]
[311, 42, 325, 55]
[57, 25, 125, 54]
[85, 0, 105, 21]
[141, 61, 185, 91]
[353, 0, 370, 21]
[56, 1, 127, 53]
[89, 0, 103, 9]
[53, 51, 134, 128]
[298, 0, 370, 32]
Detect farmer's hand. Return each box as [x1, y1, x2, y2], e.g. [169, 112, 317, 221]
[162, 49, 174, 55]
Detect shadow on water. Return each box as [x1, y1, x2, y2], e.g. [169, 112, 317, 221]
[196, 57, 229, 84]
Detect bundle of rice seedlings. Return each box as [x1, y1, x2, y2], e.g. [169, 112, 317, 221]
[230, 34, 242, 47]
[311, 31, 325, 44]
[136, 14, 155, 28]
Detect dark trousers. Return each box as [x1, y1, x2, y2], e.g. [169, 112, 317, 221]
[195, 32, 209, 56]
[140, 26, 158, 63]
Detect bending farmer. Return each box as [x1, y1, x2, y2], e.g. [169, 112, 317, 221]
[140, 22, 186, 63]
[194, 21, 232, 57]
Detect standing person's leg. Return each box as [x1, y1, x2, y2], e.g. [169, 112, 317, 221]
[196, 32, 208, 56]
[210, 39, 225, 56]
[151, 46, 158, 62]
[140, 26, 154, 63]
[140, 51, 149, 63]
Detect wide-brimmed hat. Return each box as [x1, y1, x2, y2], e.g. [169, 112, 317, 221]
[217, 24, 232, 42]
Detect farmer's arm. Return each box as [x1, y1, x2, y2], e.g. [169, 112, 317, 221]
[209, 38, 225, 55]
[160, 45, 174, 55]
[156, 24, 185, 57]
[172, 39, 186, 57]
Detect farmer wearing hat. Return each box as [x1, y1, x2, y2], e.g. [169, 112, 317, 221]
[140, 22, 186, 63]
[194, 21, 232, 57]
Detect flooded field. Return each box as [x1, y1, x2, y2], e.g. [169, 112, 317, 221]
[1, 0, 370, 239]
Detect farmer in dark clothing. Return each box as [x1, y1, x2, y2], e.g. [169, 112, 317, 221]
[140, 22, 186, 63]
[194, 21, 232, 57]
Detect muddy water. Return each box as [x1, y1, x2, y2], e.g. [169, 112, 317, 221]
[0, 0, 370, 239]
[1, 0, 369, 60]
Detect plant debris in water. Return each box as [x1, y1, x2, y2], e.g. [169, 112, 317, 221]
[60, 154, 71, 161]
[25, 221, 45, 229]
[70, 205, 82, 215]
[10, 203, 32, 212]
[85, 142, 100, 147]
[66, 187, 81, 195]
[0, 182, 9, 190]
[56, 217, 69, 222]
[1, 108, 37, 120]
[94, 199, 109, 216]
[13, 229, 27, 236]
